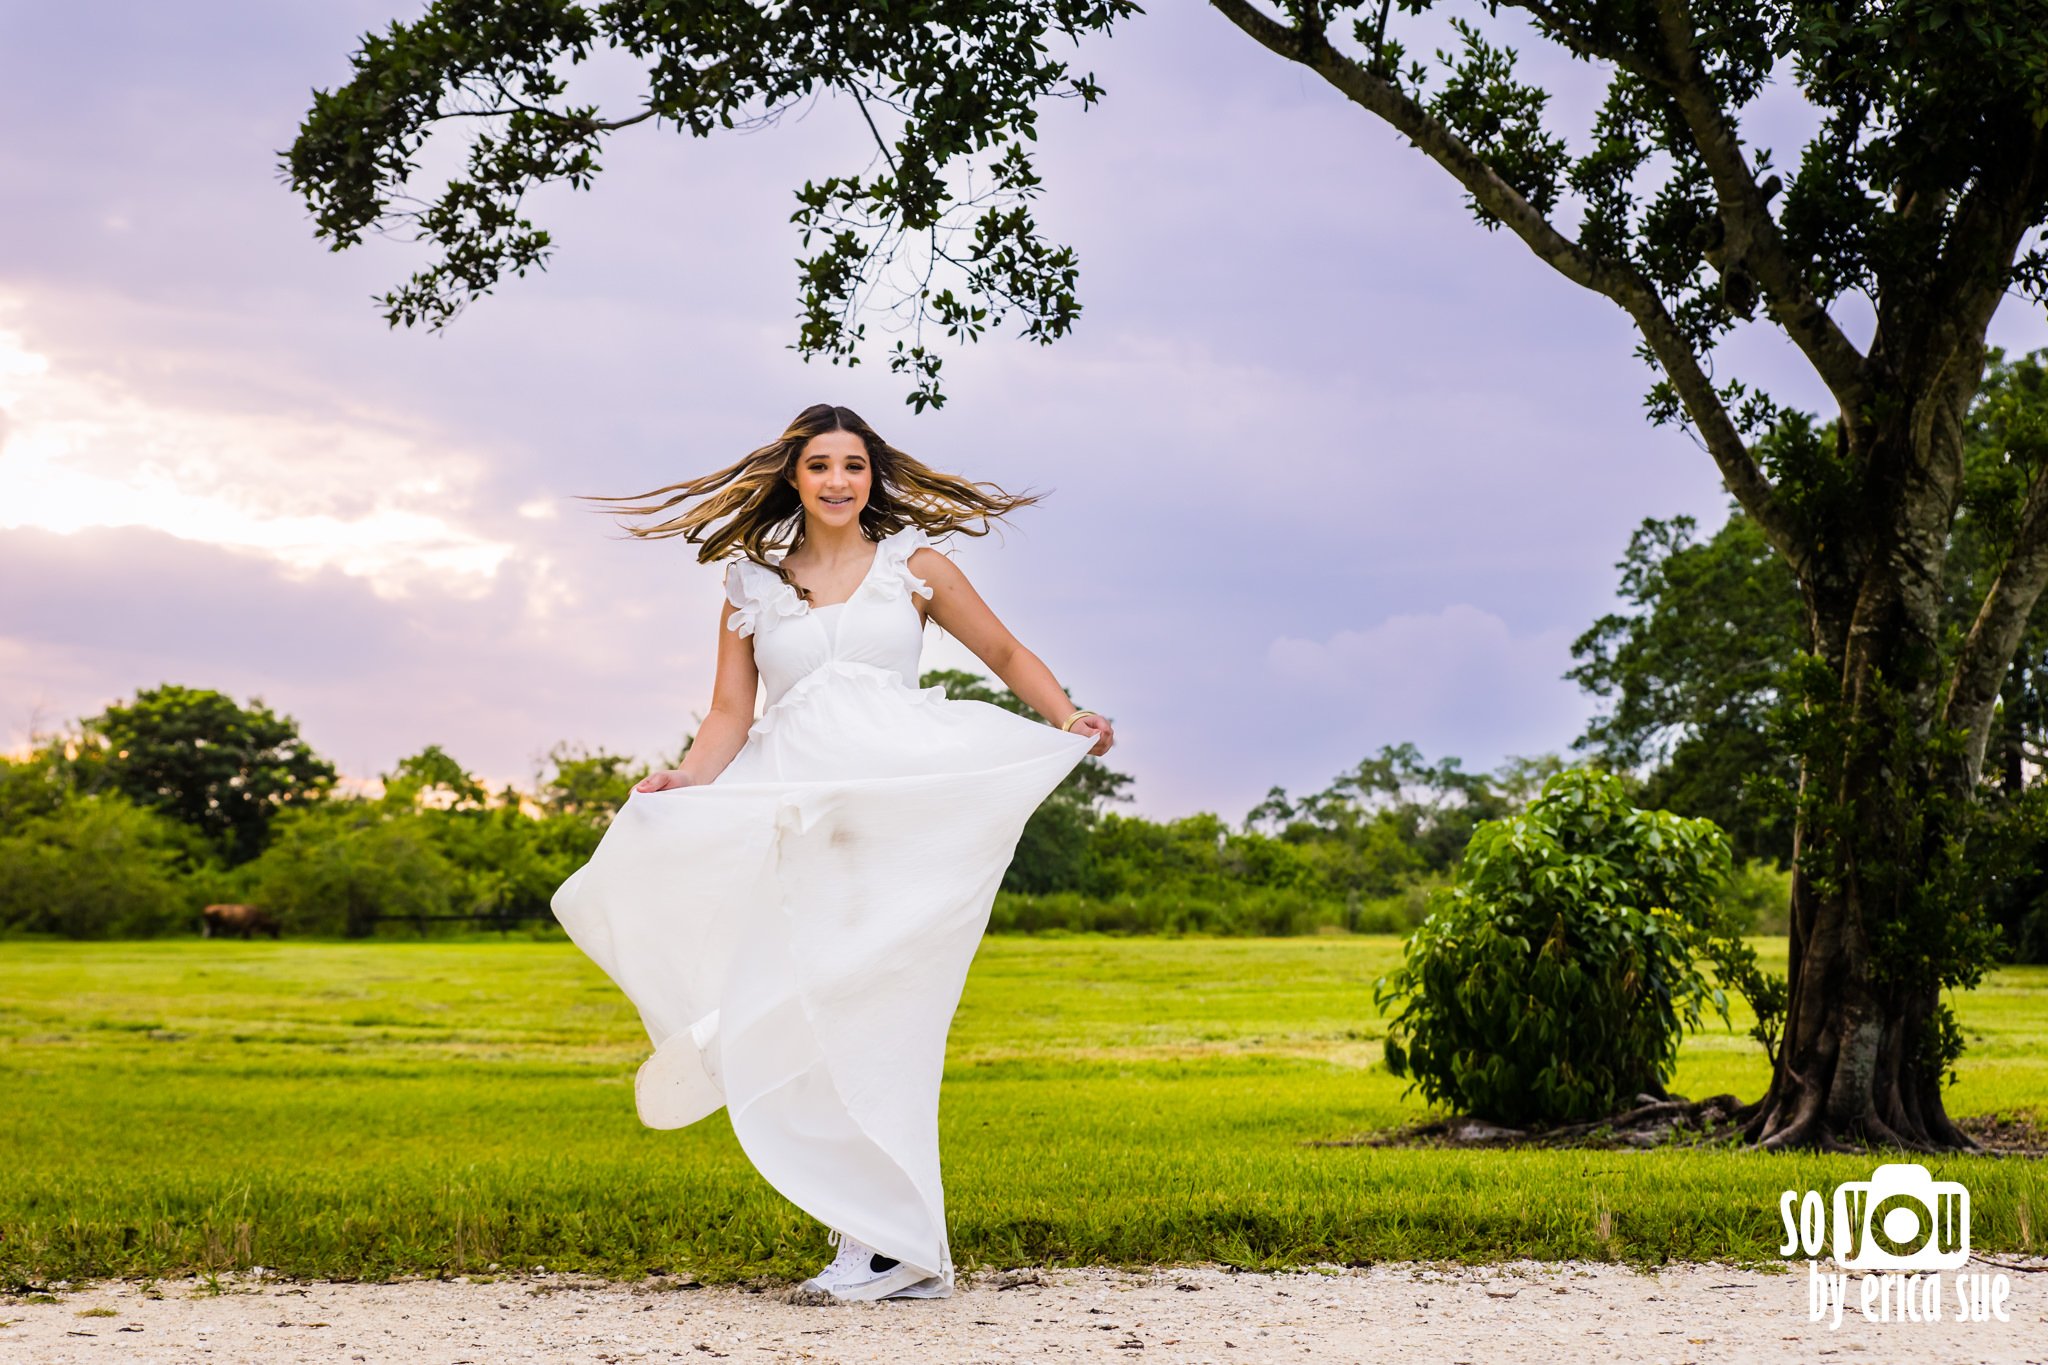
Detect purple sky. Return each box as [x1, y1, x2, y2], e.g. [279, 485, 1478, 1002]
[4, 3, 2045, 821]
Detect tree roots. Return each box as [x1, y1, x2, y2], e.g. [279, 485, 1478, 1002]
[1314, 1098, 2048, 1154]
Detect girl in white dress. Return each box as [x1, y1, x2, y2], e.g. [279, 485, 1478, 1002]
[551, 403, 1115, 1303]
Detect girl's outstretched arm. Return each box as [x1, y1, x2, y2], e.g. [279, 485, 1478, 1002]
[916, 547, 1115, 757]
[637, 600, 760, 791]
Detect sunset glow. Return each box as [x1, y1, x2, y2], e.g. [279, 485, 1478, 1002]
[0, 314, 512, 598]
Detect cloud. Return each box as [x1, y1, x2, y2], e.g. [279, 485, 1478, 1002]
[0, 308, 515, 597]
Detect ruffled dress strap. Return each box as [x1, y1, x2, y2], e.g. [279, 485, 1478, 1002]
[723, 556, 804, 639]
[859, 525, 939, 605]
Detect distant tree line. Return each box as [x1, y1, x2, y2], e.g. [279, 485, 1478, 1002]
[0, 684, 641, 940]
[2, 676, 1791, 941]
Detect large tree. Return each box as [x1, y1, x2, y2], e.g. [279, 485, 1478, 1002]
[88, 685, 336, 862]
[287, 1, 2048, 1149]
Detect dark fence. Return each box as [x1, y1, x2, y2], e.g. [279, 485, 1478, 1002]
[365, 908, 558, 934]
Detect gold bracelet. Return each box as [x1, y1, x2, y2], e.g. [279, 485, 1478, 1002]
[1061, 709, 1099, 732]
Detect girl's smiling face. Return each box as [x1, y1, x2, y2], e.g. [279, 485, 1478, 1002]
[791, 429, 871, 528]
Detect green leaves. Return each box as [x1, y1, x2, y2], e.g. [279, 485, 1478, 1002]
[286, 0, 1138, 407]
[87, 685, 336, 865]
[1375, 767, 1762, 1128]
[1425, 17, 1570, 229]
[0, 794, 214, 939]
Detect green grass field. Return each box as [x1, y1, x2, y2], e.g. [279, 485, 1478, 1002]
[1, 936, 2042, 1284]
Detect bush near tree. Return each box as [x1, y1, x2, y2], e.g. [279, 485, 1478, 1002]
[1376, 769, 1776, 1128]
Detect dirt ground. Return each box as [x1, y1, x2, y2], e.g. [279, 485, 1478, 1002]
[3, 1259, 2042, 1365]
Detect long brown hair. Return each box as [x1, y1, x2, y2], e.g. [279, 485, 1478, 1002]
[581, 404, 1043, 600]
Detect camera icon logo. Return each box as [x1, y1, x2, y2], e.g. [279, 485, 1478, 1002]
[1833, 1163, 1969, 1271]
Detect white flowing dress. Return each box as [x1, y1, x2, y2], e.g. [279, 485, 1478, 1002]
[550, 525, 1095, 1287]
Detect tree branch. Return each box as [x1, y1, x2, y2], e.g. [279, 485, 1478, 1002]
[1645, 0, 1870, 407]
[1205, 0, 1811, 576]
[1500, 0, 1662, 81]
[476, 76, 660, 135]
[1945, 462, 2048, 781]
[848, 84, 900, 174]
[404, 102, 658, 133]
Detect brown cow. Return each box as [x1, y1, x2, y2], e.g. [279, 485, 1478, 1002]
[201, 904, 281, 940]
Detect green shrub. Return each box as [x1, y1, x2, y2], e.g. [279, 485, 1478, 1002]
[242, 804, 466, 937]
[1374, 768, 1744, 1127]
[0, 794, 209, 938]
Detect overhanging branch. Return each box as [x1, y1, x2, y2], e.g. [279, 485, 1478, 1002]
[1206, 0, 1810, 576]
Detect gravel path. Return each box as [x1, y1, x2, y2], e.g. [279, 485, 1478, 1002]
[4, 1260, 2042, 1364]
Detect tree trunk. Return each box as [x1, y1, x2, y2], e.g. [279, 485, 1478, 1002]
[1743, 417, 1982, 1152]
[1746, 853, 1975, 1151]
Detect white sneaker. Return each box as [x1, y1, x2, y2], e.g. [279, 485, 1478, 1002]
[796, 1227, 867, 1294]
[798, 1230, 937, 1302]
